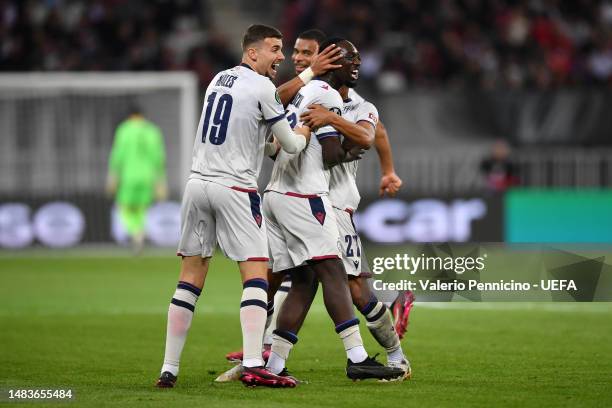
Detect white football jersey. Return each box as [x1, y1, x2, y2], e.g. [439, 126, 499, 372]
[190, 64, 286, 189]
[328, 91, 379, 211]
[347, 88, 365, 104]
[265, 80, 343, 196]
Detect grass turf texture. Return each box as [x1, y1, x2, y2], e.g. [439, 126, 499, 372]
[1, 250, 612, 408]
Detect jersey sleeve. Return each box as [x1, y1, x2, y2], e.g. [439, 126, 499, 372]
[259, 80, 286, 124]
[354, 101, 379, 128]
[312, 89, 343, 141]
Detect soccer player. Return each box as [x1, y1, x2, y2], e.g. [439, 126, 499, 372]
[156, 24, 313, 389]
[300, 66, 411, 379]
[225, 30, 413, 367]
[106, 106, 167, 253]
[263, 37, 404, 381]
[262, 36, 410, 379]
[224, 29, 344, 364]
[275, 29, 410, 338]
[263, 28, 331, 355]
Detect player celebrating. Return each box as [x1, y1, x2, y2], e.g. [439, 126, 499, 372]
[262, 37, 410, 380]
[274, 30, 411, 342]
[225, 30, 413, 369]
[300, 66, 411, 379]
[155, 24, 312, 389]
[263, 37, 404, 382]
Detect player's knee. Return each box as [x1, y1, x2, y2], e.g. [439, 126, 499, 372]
[179, 256, 208, 288]
[313, 259, 346, 282]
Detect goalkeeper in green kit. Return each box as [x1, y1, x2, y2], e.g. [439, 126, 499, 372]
[106, 106, 167, 253]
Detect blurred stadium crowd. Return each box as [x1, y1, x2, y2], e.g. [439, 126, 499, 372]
[0, 0, 235, 86]
[282, 0, 612, 90]
[2, 0, 612, 90]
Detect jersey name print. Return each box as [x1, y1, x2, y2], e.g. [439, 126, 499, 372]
[191, 64, 285, 189]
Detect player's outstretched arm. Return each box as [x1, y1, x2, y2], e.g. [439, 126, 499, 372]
[300, 104, 375, 148]
[271, 120, 311, 154]
[276, 45, 342, 106]
[320, 136, 365, 169]
[375, 120, 403, 196]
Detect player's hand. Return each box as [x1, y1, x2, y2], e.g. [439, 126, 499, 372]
[379, 172, 403, 196]
[300, 104, 336, 129]
[343, 145, 365, 162]
[310, 44, 342, 76]
[105, 175, 117, 197]
[294, 125, 311, 145]
[265, 136, 281, 157]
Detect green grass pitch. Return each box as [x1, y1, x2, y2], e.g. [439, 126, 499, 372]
[1, 249, 612, 407]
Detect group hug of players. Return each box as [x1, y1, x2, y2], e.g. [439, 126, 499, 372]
[155, 24, 414, 389]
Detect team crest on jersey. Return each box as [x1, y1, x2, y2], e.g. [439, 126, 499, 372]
[369, 112, 378, 123]
[275, 91, 281, 105]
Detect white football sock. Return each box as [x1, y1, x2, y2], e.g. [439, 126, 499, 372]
[361, 298, 403, 360]
[266, 331, 297, 374]
[264, 279, 291, 345]
[240, 279, 268, 368]
[336, 319, 368, 363]
[161, 281, 201, 376]
[387, 347, 406, 363]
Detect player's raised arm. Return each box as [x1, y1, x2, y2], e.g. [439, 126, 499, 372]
[374, 120, 403, 196]
[277, 44, 342, 106]
[300, 103, 374, 148]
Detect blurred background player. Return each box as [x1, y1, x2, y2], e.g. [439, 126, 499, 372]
[106, 105, 167, 253]
[263, 37, 404, 381]
[156, 24, 312, 389]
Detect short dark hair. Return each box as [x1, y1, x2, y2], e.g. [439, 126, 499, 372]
[318, 36, 347, 51]
[297, 29, 327, 46]
[242, 24, 283, 50]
